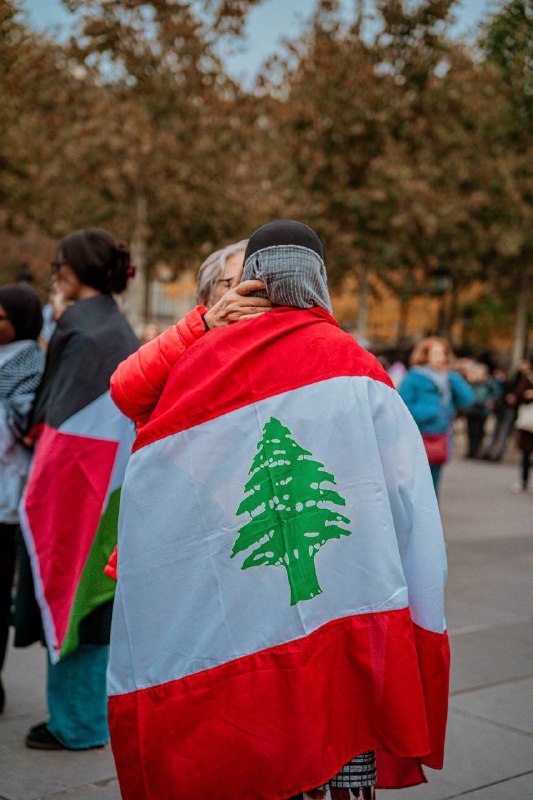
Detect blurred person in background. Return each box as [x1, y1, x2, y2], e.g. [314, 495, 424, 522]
[482, 365, 523, 463]
[15, 229, 138, 750]
[508, 355, 533, 493]
[39, 287, 70, 348]
[0, 285, 45, 714]
[387, 353, 408, 390]
[464, 362, 501, 459]
[400, 336, 474, 495]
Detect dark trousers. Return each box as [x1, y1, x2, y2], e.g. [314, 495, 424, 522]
[482, 407, 517, 461]
[466, 413, 487, 458]
[0, 523, 18, 674]
[521, 450, 531, 489]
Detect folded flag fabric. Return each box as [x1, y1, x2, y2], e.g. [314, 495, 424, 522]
[108, 306, 449, 799]
[20, 295, 137, 663]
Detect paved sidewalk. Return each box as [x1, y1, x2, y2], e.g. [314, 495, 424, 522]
[1, 457, 531, 799]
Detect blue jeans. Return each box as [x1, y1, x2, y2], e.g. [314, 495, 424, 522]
[47, 644, 109, 748]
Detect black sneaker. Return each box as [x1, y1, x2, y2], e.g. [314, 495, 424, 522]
[25, 722, 107, 750]
[25, 722, 65, 750]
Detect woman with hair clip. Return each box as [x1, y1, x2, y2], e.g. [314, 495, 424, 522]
[16, 228, 139, 750]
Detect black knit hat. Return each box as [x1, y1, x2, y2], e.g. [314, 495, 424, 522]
[0, 284, 43, 341]
[244, 220, 325, 264]
[242, 219, 332, 313]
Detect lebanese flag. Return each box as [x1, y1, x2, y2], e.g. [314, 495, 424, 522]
[20, 391, 135, 663]
[109, 307, 449, 799]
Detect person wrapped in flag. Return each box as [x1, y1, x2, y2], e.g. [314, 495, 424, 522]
[108, 220, 449, 799]
[17, 229, 139, 750]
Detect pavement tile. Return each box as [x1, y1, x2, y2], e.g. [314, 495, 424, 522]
[0, 715, 116, 800]
[39, 778, 121, 800]
[2, 641, 47, 722]
[445, 536, 533, 633]
[449, 621, 533, 694]
[383, 709, 533, 800]
[440, 460, 531, 543]
[450, 771, 533, 800]
[451, 676, 533, 736]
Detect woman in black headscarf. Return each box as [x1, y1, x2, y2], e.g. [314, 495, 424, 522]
[0, 285, 45, 713]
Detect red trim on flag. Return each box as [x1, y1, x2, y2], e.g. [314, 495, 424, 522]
[109, 609, 449, 799]
[133, 307, 392, 453]
[375, 624, 450, 788]
[23, 424, 118, 650]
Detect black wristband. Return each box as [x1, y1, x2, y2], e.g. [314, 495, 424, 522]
[201, 312, 210, 332]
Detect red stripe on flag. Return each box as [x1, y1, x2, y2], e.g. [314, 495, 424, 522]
[133, 307, 392, 452]
[24, 424, 118, 650]
[375, 624, 450, 788]
[109, 609, 449, 799]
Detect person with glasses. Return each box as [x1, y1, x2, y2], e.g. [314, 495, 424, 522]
[15, 228, 139, 750]
[110, 239, 272, 431]
[0, 285, 45, 715]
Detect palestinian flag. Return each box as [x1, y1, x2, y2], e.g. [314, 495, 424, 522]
[109, 307, 449, 799]
[20, 295, 138, 663]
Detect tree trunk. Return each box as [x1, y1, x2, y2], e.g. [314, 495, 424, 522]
[356, 265, 369, 344]
[287, 553, 322, 605]
[397, 294, 411, 344]
[436, 296, 446, 336]
[447, 281, 460, 341]
[126, 192, 148, 333]
[510, 264, 530, 372]
[354, 0, 365, 33]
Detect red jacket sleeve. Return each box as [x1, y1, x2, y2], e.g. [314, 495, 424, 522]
[110, 306, 207, 427]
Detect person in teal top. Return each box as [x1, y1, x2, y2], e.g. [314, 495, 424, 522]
[400, 337, 474, 494]
[464, 362, 502, 458]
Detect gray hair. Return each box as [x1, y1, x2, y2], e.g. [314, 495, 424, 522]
[195, 240, 248, 306]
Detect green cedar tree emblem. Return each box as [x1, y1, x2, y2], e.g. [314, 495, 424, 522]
[231, 417, 351, 605]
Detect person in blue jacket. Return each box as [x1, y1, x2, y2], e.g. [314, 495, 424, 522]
[400, 336, 474, 494]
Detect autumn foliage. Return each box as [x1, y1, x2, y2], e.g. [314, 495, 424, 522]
[0, 0, 531, 355]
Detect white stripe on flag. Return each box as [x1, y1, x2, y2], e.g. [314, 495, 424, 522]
[19, 501, 60, 662]
[109, 376, 446, 696]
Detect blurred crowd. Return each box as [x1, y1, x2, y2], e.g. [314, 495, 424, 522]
[380, 348, 533, 494]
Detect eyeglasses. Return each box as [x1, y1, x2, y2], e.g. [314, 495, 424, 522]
[216, 276, 239, 290]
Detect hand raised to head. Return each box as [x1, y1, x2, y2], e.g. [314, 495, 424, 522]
[203, 280, 272, 329]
